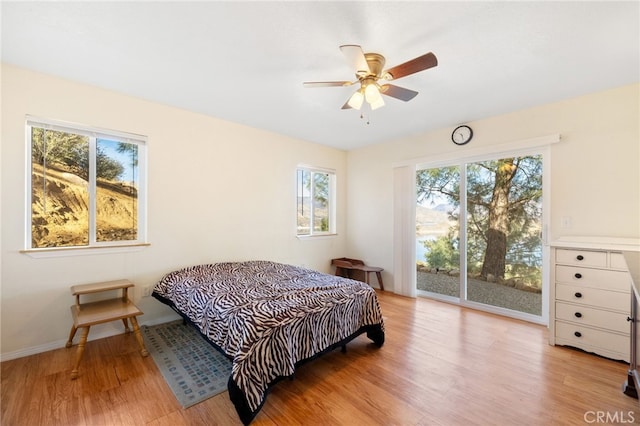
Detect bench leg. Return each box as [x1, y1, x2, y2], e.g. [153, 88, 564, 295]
[71, 326, 90, 379]
[129, 317, 149, 357]
[65, 324, 77, 348]
[376, 271, 384, 291]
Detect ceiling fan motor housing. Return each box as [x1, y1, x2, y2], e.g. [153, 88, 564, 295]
[363, 53, 386, 78]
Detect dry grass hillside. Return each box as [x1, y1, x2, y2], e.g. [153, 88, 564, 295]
[31, 163, 137, 247]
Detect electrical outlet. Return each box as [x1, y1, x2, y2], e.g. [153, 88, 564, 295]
[561, 216, 572, 229]
[143, 285, 153, 297]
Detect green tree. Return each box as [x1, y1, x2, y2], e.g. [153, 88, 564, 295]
[311, 172, 329, 205]
[417, 166, 460, 271]
[32, 128, 125, 181]
[31, 128, 88, 170]
[96, 148, 124, 180]
[423, 230, 460, 270]
[417, 156, 542, 280]
[117, 142, 138, 167]
[299, 170, 329, 206]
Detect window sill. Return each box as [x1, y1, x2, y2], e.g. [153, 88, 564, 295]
[20, 243, 151, 258]
[296, 233, 338, 240]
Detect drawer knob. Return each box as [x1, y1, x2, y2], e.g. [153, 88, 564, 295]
[574, 292, 582, 298]
[574, 312, 582, 318]
[574, 331, 582, 338]
[574, 273, 582, 279]
[628, 317, 634, 322]
[576, 255, 584, 261]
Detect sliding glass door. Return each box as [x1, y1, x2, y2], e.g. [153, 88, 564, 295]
[416, 152, 545, 322]
[416, 166, 461, 300]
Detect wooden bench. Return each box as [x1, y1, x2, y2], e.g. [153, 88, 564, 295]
[66, 279, 148, 379]
[331, 257, 384, 291]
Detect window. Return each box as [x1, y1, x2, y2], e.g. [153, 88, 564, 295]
[26, 117, 147, 250]
[296, 166, 336, 236]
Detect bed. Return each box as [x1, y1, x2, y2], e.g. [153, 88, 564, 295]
[152, 260, 385, 424]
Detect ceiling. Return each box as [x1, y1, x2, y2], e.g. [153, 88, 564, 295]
[2, 1, 638, 151]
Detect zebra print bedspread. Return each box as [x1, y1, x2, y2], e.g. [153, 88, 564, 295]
[152, 261, 385, 424]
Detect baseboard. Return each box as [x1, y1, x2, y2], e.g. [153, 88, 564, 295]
[0, 314, 179, 362]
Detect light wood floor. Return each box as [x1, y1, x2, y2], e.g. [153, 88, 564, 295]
[2, 291, 638, 425]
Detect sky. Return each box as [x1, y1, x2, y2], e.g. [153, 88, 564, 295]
[98, 138, 137, 183]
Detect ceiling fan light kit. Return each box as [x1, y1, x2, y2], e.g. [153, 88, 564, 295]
[364, 83, 384, 110]
[347, 90, 364, 109]
[303, 44, 438, 113]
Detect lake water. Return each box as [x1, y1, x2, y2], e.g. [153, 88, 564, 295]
[416, 236, 435, 262]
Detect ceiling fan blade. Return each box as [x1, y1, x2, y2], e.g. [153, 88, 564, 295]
[379, 84, 419, 102]
[339, 45, 370, 74]
[303, 81, 354, 88]
[383, 52, 438, 80]
[341, 101, 353, 110]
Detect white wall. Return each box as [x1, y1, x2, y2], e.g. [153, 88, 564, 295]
[2, 64, 638, 359]
[346, 83, 640, 292]
[0, 64, 348, 359]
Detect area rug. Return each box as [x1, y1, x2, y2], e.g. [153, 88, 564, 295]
[142, 320, 233, 408]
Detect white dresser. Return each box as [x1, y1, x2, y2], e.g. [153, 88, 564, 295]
[549, 237, 640, 362]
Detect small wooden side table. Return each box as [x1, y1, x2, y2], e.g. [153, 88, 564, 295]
[66, 279, 148, 379]
[331, 258, 385, 291]
[357, 265, 385, 291]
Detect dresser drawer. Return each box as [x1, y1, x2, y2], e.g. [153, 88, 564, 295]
[556, 249, 607, 268]
[610, 252, 629, 270]
[555, 265, 631, 292]
[555, 283, 629, 311]
[555, 301, 630, 334]
[555, 321, 628, 356]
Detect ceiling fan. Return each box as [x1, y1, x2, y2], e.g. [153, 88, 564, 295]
[303, 45, 438, 111]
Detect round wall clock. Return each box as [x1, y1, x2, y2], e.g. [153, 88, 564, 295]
[452, 125, 473, 145]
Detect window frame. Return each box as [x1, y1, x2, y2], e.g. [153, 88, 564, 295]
[24, 116, 148, 255]
[296, 165, 337, 237]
